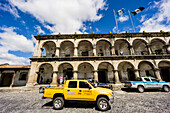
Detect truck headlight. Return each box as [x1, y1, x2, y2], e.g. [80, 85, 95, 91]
[111, 92, 114, 96]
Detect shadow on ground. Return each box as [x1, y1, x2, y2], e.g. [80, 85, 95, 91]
[42, 100, 98, 109]
[121, 88, 163, 93]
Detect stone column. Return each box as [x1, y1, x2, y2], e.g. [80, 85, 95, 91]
[74, 47, 78, 56]
[55, 47, 60, 57]
[114, 70, 120, 84]
[166, 44, 170, 54]
[134, 70, 140, 79]
[0, 71, 2, 85]
[33, 40, 40, 57]
[147, 44, 152, 55]
[73, 71, 78, 80]
[10, 71, 16, 87]
[111, 46, 116, 56]
[33, 72, 39, 85]
[93, 45, 97, 56]
[154, 68, 163, 81]
[129, 45, 135, 55]
[94, 70, 98, 81]
[51, 71, 58, 85]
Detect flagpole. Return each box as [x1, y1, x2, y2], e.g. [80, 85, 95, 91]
[128, 10, 135, 33]
[113, 9, 119, 33]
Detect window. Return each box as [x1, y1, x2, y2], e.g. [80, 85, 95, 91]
[144, 78, 150, 81]
[151, 79, 159, 82]
[68, 81, 77, 88]
[19, 72, 27, 80]
[79, 81, 90, 88]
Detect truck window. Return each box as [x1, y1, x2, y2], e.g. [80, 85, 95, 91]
[68, 81, 77, 88]
[79, 81, 90, 88]
[151, 78, 159, 82]
[144, 78, 150, 81]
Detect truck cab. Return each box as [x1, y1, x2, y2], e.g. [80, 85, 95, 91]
[43, 80, 114, 111]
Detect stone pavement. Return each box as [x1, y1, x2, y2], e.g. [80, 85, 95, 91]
[0, 87, 169, 113]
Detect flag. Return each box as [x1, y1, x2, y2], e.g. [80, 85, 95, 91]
[116, 8, 125, 17]
[131, 7, 145, 16]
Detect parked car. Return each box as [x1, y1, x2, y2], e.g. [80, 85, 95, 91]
[86, 79, 113, 90]
[124, 77, 170, 93]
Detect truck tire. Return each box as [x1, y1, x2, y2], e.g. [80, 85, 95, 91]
[137, 86, 144, 93]
[97, 97, 110, 111]
[163, 85, 169, 92]
[53, 97, 64, 110]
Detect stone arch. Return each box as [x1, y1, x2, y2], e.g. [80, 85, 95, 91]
[60, 41, 74, 57]
[37, 63, 53, 84]
[78, 40, 93, 56]
[114, 39, 131, 55]
[158, 61, 170, 82]
[150, 38, 166, 54]
[118, 61, 135, 81]
[41, 41, 56, 57]
[98, 62, 114, 83]
[96, 40, 112, 56]
[78, 62, 94, 79]
[138, 61, 155, 78]
[58, 63, 73, 82]
[133, 39, 149, 55]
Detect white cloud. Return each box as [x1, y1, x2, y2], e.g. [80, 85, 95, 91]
[0, 2, 20, 18]
[118, 15, 129, 22]
[0, 27, 34, 64]
[112, 26, 117, 33]
[8, 0, 107, 34]
[139, 15, 146, 22]
[139, 0, 170, 32]
[34, 25, 45, 34]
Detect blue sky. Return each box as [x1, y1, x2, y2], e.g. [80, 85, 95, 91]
[0, 0, 170, 64]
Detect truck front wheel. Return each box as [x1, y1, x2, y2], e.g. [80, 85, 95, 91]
[137, 86, 144, 93]
[53, 97, 64, 110]
[97, 97, 110, 111]
[163, 85, 169, 92]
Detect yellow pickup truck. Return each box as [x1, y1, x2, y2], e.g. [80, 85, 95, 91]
[42, 80, 114, 111]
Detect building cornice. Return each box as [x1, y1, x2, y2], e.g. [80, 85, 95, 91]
[34, 32, 170, 40]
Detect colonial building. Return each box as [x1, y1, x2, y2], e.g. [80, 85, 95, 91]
[0, 64, 30, 87]
[26, 31, 170, 86]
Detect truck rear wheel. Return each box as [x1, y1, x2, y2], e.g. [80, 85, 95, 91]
[137, 86, 144, 93]
[53, 97, 64, 110]
[97, 97, 110, 111]
[163, 85, 169, 92]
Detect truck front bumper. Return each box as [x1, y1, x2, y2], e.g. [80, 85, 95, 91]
[109, 96, 114, 104]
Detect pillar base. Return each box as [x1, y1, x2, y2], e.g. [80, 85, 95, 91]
[50, 82, 58, 86]
[115, 81, 121, 84]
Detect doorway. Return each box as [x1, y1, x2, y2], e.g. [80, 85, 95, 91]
[1, 73, 13, 86]
[127, 69, 135, 81]
[160, 68, 170, 82]
[98, 70, 107, 83]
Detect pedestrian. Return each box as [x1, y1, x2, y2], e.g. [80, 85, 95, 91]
[120, 50, 123, 55]
[59, 76, 63, 84]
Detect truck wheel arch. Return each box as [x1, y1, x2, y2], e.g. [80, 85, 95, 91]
[96, 95, 109, 101]
[53, 93, 65, 100]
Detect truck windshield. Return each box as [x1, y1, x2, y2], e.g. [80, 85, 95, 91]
[88, 82, 96, 88]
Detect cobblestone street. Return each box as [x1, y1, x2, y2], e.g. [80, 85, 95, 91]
[0, 88, 169, 113]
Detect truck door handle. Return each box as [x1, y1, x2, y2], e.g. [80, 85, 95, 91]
[79, 90, 82, 92]
[67, 90, 70, 92]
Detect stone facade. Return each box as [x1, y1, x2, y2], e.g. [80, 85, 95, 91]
[0, 64, 30, 87]
[27, 32, 170, 86]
